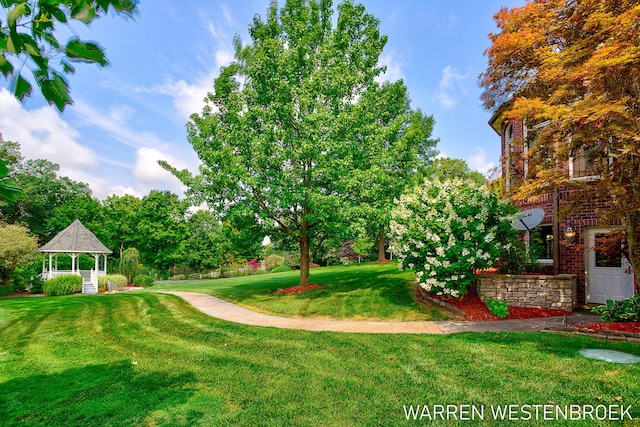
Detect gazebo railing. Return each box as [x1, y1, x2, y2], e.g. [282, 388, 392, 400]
[40, 270, 106, 293]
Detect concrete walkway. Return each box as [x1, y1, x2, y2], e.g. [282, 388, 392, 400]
[159, 291, 601, 335]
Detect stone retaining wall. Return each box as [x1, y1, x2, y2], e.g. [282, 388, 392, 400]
[476, 274, 577, 312]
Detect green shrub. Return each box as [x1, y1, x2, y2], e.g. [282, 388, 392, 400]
[171, 274, 186, 281]
[133, 274, 154, 287]
[98, 275, 128, 292]
[29, 279, 43, 294]
[0, 284, 15, 297]
[264, 254, 284, 271]
[221, 269, 239, 278]
[499, 237, 541, 274]
[43, 275, 82, 296]
[486, 297, 509, 319]
[271, 264, 292, 273]
[592, 295, 640, 322]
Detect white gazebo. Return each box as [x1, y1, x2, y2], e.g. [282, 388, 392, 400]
[39, 219, 112, 294]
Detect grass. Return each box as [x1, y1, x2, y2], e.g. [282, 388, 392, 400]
[150, 262, 451, 321]
[0, 292, 639, 426]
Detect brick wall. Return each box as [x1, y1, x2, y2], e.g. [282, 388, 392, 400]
[514, 187, 620, 304]
[476, 274, 576, 312]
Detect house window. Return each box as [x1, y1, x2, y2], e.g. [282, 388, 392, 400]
[503, 123, 514, 191]
[530, 225, 553, 263]
[569, 143, 601, 180]
[595, 231, 623, 268]
[524, 120, 549, 180]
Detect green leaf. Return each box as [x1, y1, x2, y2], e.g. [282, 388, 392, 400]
[36, 72, 72, 112]
[20, 34, 41, 57]
[0, 0, 18, 8]
[65, 38, 109, 66]
[43, 32, 61, 49]
[61, 59, 76, 75]
[7, 2, 30, 30]
[0, 54, 14, 77]
[40, 3, 68, 23]
[71, 6, 99, 24]
[13, 73, 32, 101]
[7, 31, 24, 54]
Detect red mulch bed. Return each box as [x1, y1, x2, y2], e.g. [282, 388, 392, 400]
[433, 293, 568, 321]
[272, 284, 325, 294]
[575, 322, 640, 334]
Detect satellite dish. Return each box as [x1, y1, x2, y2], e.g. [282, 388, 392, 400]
[513, 208, 545, 231]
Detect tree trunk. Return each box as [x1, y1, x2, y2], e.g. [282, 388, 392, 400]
[299, 219, 311, 287]
[377, 230, 387, 262]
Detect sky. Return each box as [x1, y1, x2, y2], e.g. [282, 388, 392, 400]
[0, 0, 525, 201]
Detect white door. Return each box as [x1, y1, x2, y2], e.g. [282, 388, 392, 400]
[585, 228, 634, 304]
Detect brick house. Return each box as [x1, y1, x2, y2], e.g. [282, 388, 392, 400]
[489, 108, 636, 305]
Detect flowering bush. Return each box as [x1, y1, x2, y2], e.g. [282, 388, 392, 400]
[389, 179, 516, 297]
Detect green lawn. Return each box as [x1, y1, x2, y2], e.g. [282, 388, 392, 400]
[150, 262, 451, 321]
[1, 292, 639, 426]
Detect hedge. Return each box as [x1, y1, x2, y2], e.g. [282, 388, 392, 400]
[133, 274, 154, 287]
[43, 275, 82, 296]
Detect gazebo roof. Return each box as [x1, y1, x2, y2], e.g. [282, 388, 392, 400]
[39, 219, 113, 254]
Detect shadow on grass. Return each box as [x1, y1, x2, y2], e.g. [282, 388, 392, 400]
[242, 263, 414, 301]
[0, 361, 202, 426]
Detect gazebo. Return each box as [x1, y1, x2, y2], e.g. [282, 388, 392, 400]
[39, 219, 112, 294]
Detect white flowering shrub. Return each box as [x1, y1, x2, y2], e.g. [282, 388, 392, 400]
[389, 179, 517, 297]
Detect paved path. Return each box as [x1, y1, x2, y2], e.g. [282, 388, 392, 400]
[159, 291, 601, 335]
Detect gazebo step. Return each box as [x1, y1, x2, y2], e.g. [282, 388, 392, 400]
[83, 285, 97, 294]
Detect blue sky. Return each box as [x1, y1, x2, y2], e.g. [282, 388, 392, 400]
[0, 0, 524, 200]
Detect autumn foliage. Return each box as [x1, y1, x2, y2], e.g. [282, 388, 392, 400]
[480, 0, 640, 282]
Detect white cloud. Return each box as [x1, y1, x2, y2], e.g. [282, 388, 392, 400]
[152, 77, 214, 122]
[133, 147, 191, 195]
[467, 147, 496, 176]
[377, 50, 406, 83]
[73, 100, 171, 150]
[0, 88, 98, 169]
[433, 65, 471, 109]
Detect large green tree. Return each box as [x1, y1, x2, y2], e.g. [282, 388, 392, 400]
[418, 157, 487, 187]
[0, 141, 92, 241]
[341, 82, 438, 262]
[163, 0, 431, 286]
[1, 0, 138, 111]
[480, 0, 640, 283]
[178, 210, 234, 273]
[100, 194, 142, 258]
[137, 190, 188, 278]
[0, 137, 22, 204]
[46, 194, 104, 237]
[0, 222, 38, 287]
[0, 159, 21, 203]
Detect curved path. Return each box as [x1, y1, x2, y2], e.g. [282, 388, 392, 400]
[158, 291, 596, 334]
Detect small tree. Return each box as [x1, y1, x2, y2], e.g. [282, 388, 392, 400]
[120, 247, 141, 284]
[0, 223, 39, 288]
[389, 179, 516, 297]
[352, 236, 373, 263]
